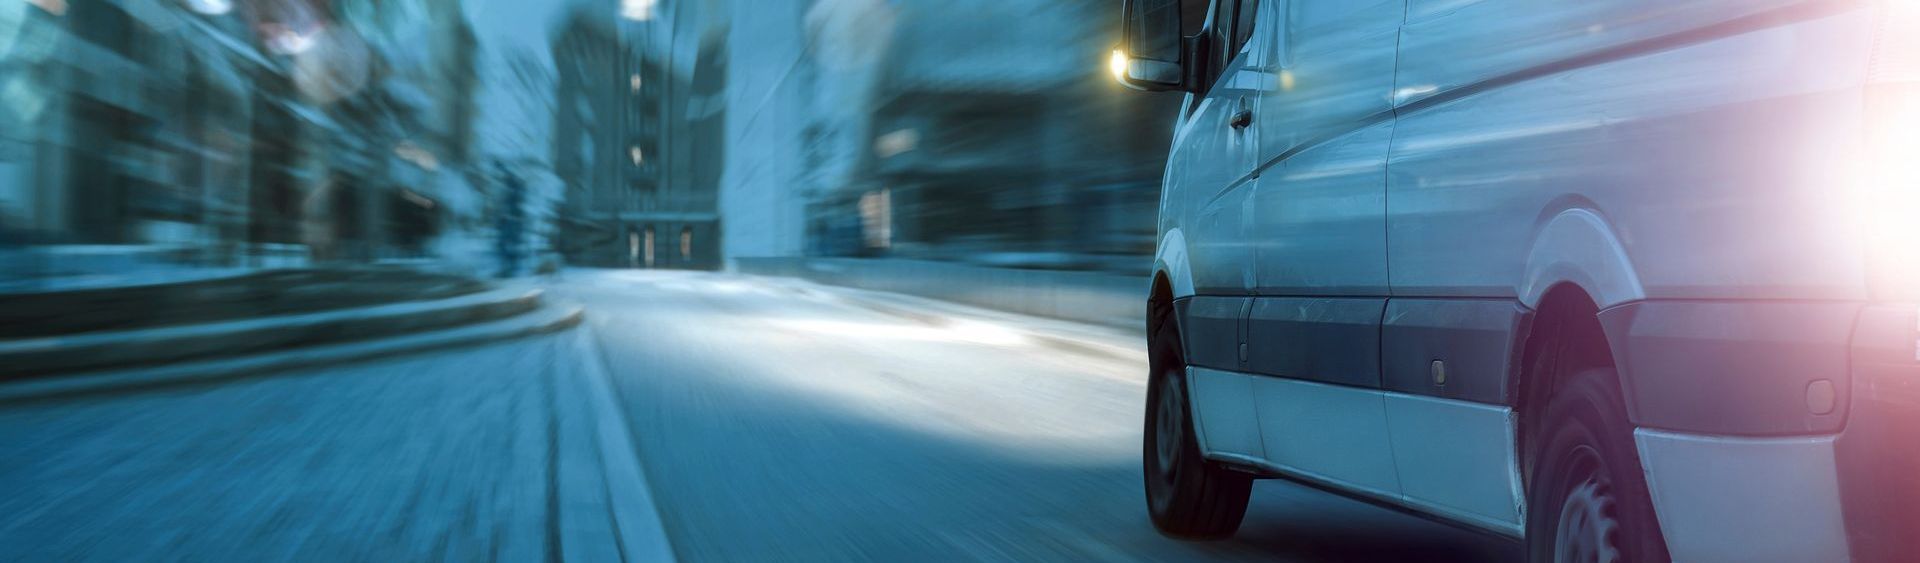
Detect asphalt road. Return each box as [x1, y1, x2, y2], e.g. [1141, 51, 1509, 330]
[559, 270, 1521, 562]
[0, 269, 1521, 562]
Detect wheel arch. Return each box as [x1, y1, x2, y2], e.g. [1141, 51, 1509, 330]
[1511, 204, 1645, 476]
[1153, 227, 1195, 302]
[1512, 283, 1624, 503]
[1150, 227, 1195, 365]
[1517, 206, 1644, 310]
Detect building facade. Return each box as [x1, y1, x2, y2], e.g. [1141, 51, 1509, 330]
[716, 0, 1182, 273]
[0, 0, 520, 281]
[2, 1, 272, 249]
[551, 1, 724, 270]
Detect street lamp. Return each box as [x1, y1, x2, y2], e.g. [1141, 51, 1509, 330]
[620, 0, 656, 21]
[181, 0, 233, 16]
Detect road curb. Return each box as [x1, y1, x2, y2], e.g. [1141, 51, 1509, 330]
[0, 287, 544, 378]
[555, 325, 678, 562]
[0, 305, 585, 405]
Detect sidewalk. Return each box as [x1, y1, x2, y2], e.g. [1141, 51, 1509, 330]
[0, 328, 672, 562]
[0, 243, 311, 295]
[0, 266, 579, 402]
[0, 268, 489, 339]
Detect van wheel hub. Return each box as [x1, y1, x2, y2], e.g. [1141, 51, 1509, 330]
[1152, 373, 1184, 486]
[1554, 472, 1622, 563]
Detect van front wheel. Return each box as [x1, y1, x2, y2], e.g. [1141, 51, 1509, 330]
[1142, 358, 1252, 539]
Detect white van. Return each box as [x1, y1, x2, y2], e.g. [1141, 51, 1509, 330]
[1113, 0, 1918, 561]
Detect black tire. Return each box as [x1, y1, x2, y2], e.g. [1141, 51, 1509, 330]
[1525, 367, 1670, 563]
[1143, 321, 1253, 539]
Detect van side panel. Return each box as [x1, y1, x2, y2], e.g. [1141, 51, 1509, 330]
[1250, 377, 1404, 496]
[1170, 59, 1264, 295]
[1395, 0, 1813, 107]
[1250, 0, 1401, 296]
[1380, 299, 1528, 404]
[1246, 297, 1385, 389]
[1599, 300, 1858, 435]
[1387, 1, 1874, 301]
[1256, 0, 1403, 159]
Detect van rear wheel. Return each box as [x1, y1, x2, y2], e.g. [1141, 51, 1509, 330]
[1526, 368, 1669, 563]
[1143, 323, 1252, 539]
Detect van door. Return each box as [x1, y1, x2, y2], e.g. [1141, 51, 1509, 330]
[1243, 0, 1407, 497]
[1172, 0, 1266, 462]
[1179, 0, 1264, 298]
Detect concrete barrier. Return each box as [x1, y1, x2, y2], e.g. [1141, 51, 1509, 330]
[734, 257, 1147, 330]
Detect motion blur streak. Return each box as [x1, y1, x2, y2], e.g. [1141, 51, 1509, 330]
[0, 0, 1506, 561]
[771, 317, 1028, 346]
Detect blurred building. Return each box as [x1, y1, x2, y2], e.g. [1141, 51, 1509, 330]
[718, 0, 1180, 273]
[861, 0, 1160, 270]
[715, 0, 814, 261]
[451, 0, 577, 278]
[2, 0, 1177, 282]
[301, 0, 485, 263]
[0, 0, 554, 284]
[718, 0, 894, 262]
[551, 1, 725, 270]
[1, 0, 290, 256]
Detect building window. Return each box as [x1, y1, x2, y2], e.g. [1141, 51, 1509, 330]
[643, 227, 656, 268]
[629, 231, 641, 267]
[859, 189, 892, 249]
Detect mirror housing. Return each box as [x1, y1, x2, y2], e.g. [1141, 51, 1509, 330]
[1115, 0, 1188, 92]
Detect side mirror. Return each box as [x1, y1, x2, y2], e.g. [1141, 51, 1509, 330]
[1114, 0, 1186, 92]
